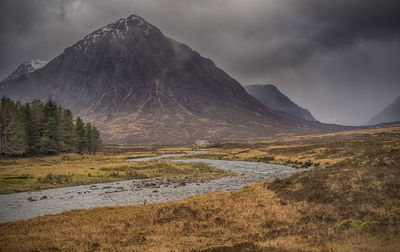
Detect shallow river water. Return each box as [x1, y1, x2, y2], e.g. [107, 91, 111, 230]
[0, 154, 303, 223]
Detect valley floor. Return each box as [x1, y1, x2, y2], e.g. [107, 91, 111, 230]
[1, 125, 400, 251]
[0, 147, 232, 194]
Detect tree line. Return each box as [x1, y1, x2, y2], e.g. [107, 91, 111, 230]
[0, 96, 101, 156]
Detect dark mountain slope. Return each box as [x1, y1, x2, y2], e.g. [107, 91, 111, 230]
[245, 84, 318, 122]
[368, 96, 400, 125]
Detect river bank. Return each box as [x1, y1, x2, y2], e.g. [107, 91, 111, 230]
[0, 157, 300, 222]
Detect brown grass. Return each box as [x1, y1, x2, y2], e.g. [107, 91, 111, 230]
[1, 182, 398, 251]
[188, 125, 400, 169]
[0, 147, 231, 194]
[1, 125, 400, 251]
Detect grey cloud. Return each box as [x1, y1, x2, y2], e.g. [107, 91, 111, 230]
[0, 0, 399, 125]
[0, 0, 75, 76]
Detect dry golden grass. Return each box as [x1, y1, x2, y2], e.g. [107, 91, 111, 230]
[1, 125, 400, 251]
[0, 182, 398, 251]
[188, 125, 400, 169]
[0, 183, 312, 251]
[0, 147, 232, 194]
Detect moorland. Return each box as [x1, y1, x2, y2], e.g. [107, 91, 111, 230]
[1, 125, 399, 251]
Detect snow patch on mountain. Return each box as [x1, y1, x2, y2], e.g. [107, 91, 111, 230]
[29, 60, 47, 70]
[73, 15, 153, 54]
[1, 60, 47, 82]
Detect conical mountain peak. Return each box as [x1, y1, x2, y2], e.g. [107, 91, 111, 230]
[72, 14, 157, 53]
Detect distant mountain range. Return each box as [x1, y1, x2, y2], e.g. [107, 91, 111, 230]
[244, 84, 318, 122]
[0, 15, 348, 144]
[2, 59, 47, 82]
[368, 96, 400, 125]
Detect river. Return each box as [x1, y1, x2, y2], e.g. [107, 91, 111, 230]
[0, 154, 303, 222]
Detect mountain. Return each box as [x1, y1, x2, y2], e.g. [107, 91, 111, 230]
[1, 59, 47, 82]
[0, 15, 346, 144]
[368, 96, 400, 125]
[244, 84, 318, 122]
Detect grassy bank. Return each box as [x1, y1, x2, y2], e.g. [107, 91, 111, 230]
[1, 126, 399, 251]
[0, 147, 233, 194]
[186, 125, 400, 169]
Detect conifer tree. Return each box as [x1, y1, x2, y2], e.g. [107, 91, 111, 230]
[75, 117, 86, 154]
[85, 123, 94, 154]
[20, 103, 35, 154]
[92, 126, 102, 154]
[42, 98, 60, 154]
[62, 109, 76, 152]
[57, 106, 66, 152]
[0, 96, 101, 156]
[0, 97, 27, 156]
[30, 99, 46, 154]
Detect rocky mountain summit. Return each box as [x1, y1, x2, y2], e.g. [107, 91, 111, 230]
[245, 84, 318, 122]
[1, 59, 47, 82]
[0, 15, 345, 144]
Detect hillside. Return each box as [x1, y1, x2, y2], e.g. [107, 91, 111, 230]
[368, 96, 400, 125]
[245, 84, 318, 122]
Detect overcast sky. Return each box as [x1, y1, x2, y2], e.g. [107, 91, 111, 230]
[1, 0, 399, 125]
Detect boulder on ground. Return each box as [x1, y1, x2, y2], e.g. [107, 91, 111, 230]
[195, 140, 211, 147]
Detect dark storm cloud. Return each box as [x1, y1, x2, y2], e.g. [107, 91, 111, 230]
[296, 0, 400, 44]
[0, 0, 399, 125]
[0, 0, 75, 76]
[0, 0, 45, 71]
[202, 0, 400, 76]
